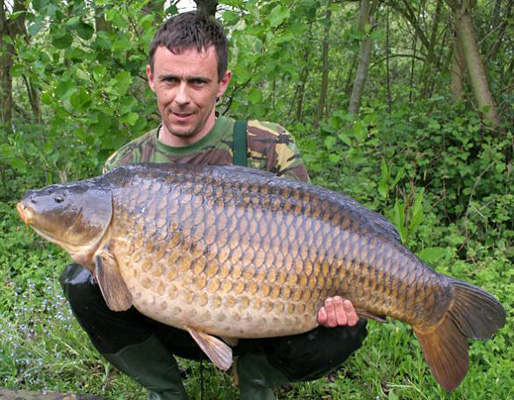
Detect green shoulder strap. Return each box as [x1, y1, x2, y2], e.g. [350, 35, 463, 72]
[233, 120, 248, 167]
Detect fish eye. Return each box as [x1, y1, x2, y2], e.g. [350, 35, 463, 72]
[54, 192, 67, 203]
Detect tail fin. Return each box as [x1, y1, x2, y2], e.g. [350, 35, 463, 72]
[414, 279, 505, 392]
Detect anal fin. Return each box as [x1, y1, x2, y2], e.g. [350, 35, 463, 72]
[187, 327, 233, 371]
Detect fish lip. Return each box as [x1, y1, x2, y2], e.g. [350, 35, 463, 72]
[16, 202, 30, 224]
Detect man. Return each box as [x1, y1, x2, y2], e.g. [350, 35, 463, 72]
[60, 11, 367, 400]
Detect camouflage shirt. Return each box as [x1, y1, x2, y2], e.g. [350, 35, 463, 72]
[104, 116, 309, 182]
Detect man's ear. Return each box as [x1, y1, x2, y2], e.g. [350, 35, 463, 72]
[146, 64, 156, 92]
[216, 70, 232, 99]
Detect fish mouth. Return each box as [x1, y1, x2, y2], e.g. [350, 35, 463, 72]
[17, 202, 31, 226]
[16, 201, 58, 244]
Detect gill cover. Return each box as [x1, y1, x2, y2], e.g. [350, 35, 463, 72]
[19, 178, 113, 254]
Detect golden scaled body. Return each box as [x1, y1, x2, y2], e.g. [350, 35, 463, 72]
[108, 164, 447, 337]
[18, 164, 505, 392]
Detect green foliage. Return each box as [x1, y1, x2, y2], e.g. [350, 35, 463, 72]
[2, 1, 167, 199]
[1, 0, 512, 398]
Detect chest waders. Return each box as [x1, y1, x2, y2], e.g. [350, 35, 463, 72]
[232, 120, 248, 167]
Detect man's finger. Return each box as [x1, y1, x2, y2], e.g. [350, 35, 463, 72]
[343, 299, 359, 326]
[317, 306, 328, 325]
[334, 296, 348, 326]
[324, 297, 338, 327]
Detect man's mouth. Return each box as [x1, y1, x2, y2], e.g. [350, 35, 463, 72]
[171, 111, 195, 119]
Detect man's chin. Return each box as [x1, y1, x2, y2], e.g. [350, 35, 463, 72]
[169, 129, 196, 138]
[161, 124, 203, 144]
[164, 123, 197, 138]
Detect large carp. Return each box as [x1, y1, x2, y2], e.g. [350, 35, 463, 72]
[17, 164, 505, 392]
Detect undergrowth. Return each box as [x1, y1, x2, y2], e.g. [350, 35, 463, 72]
[0, 102, 512, 399]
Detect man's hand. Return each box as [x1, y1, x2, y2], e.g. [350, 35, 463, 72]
[317, 296, 359, 327]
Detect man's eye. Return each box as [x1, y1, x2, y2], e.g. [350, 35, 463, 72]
[192, 79, 206, 85]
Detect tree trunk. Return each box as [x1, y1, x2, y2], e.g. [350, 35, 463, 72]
[449, 0, 501, 125]
[420, 0, 443, 98]
[392, 0, 430, 52]
[487, 0, 511, 60]
[295, 46, 311, 122]
[0, 0, 13, 132]
[11, 1, 42, 126]
[23, 77, 43, 125]
[348, 0, 379, 115]
[491, 0, 502, 27]
[326, 66, 342, 117]
[344, 54, 358, 101]
[314, 0, 333, 128]
[386, 6, 392, 113]
[194, 0, 218, 16]
[450, 31, 466, 101]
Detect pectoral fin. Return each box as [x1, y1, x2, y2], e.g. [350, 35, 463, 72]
[95, 250, 132, 311]
[187, 327, 233, 371]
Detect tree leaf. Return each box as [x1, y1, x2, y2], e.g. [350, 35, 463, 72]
[329, 153, 341, 163]
[70, 88, 91, 112]
[393, 200, 407, 243]
[32, 0, 47, 13]
[105, 9, 127, 29]
[115, 71, 132, 96]
[65, 16, 81, 28]
[55, 80, 75, 100]
[269, 5, 290, 28]
[10, 157, 27, 172]
[378, 159, 389, 199]
[324, 136, 337, 150]
[52, 32, 73, 49]
[337, 133, 352, 146]
[139, 14, 154, 30]
[248, 88, 262, 104]
[76, 22, 94, 40]
[28, 22, 44, 36]
[120, 112, 139, 126]
[222, 10, 240, 25]
[418, 247, 447, 264]
[112, 35, 133, 53]
[392, 167, 405, 187]
[8, 11, 26, 20]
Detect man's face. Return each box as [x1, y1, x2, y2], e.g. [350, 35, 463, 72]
[147, 45, 231, 145]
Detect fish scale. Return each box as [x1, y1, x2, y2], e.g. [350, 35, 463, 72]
[18, 163, 505, 391]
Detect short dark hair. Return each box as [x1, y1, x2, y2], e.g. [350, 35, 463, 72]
[148, 11, 228, 81]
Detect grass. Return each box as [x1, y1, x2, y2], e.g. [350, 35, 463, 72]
[1, 192, 512, 399]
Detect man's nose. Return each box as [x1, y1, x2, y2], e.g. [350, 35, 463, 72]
[174, 82, 190, 105]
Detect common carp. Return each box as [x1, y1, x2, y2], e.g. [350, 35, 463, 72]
[17, 163, 505, 392]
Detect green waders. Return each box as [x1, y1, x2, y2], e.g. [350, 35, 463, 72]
[236, 353, 289, 400]
[102, 335, 188, 400]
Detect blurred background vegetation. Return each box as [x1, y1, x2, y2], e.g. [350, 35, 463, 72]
[0, 0, 512, 399]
